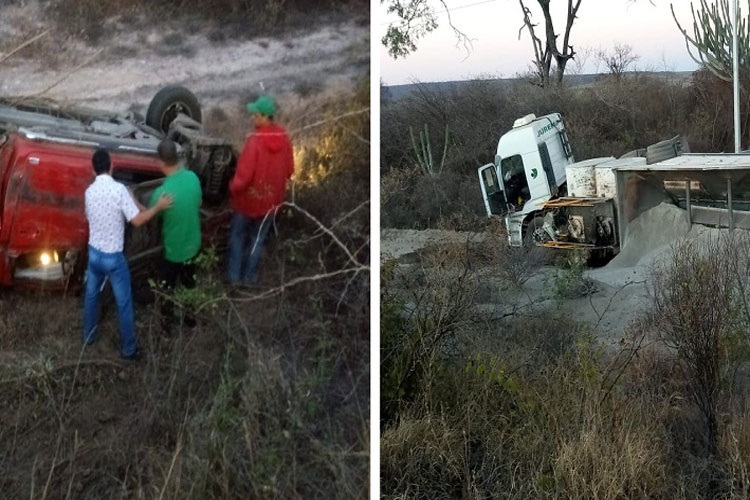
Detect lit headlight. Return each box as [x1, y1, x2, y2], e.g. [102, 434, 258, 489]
[39, 251, 59, 266]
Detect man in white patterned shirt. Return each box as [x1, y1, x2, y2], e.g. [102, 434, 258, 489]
[84, 148, 172, 360]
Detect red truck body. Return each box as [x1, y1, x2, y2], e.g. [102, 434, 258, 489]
[0, 87, 236, 287]
[0, 133, 226, 287]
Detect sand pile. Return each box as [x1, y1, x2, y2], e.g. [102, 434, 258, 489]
[608, 203, 691, 269]
[590, 202, 725, 287]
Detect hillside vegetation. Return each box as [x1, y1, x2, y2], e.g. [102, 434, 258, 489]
[0, 16, 370, 498]
[381, 71, 743, 230]
[381, 69, 750, 498]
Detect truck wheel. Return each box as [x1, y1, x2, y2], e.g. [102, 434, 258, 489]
[524, 216, 551, 247]
[587, 248, 615, 267]
[146, 86, 202, 134]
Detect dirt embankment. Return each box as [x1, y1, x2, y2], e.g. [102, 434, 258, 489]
[0, 2, 368, 116]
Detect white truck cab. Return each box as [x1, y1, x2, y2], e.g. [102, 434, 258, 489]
[478, 113, 575, 245]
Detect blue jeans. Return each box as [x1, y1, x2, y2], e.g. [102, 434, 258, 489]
[83, 246, 136, 357]
[228, 213, 272, 284]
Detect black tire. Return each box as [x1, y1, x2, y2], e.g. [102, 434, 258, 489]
[523, 216, 555, 265]
[146, 85, 202, 134]
[524, 216, 551, 247]
[587, 248, 615, 267]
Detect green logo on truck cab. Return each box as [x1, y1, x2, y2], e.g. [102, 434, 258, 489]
[531, 168, 538, 179]
[537, 119, 561, 138]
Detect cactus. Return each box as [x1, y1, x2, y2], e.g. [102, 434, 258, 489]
[409, 123, 450, 176]
[672, 0, 749, 84]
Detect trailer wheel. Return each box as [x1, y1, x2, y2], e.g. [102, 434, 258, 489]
[146, 86, 202, 134]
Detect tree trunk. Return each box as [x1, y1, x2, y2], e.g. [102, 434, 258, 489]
[555, 61, 566, 85]
[519, 0, 582, 87]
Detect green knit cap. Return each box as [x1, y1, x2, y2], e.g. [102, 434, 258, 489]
[246, 95, 276, 117]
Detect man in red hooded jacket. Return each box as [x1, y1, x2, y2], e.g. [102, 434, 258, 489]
[228, 95, 294, 285]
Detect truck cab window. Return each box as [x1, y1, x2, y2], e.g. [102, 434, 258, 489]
[482, 167, 500, 194]
[501, 154, 530, 208]
[112, 167, 163, 186]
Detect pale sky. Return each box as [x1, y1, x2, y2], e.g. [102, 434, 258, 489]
[380, 0, 703, 84]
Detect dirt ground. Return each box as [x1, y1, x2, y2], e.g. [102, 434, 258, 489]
[382, 229, 647, 346]
[0, 2, 368, 118]
[381, 203, 734, 347]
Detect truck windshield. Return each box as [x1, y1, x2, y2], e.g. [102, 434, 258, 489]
[500, 154, 530, 209]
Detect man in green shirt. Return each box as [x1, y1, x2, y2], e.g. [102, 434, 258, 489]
[149, 139, 202, 327]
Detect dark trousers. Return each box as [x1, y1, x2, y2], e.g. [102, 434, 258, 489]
[227, 213, 272, 284]
[160, 258, 196, 326]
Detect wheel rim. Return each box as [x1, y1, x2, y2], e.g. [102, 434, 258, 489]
[532, 226, 550, 245]
[160, 101, 192, 132]
[526, 219, 551, 246]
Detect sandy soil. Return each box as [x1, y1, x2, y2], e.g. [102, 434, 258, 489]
[381, 228, 484, 260]
[382, 227, 650, 345]
[0, 4, 368, 115]
[382, 203, 734, 347]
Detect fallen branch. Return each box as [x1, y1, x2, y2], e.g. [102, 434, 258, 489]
[289, 108, 369, 136]
[198, 265, 369, 311]
[293, 199, 369, 247]
[0, 29, 51, 66]
[254, 200, 366, 269]
[11, 47, 105, 104]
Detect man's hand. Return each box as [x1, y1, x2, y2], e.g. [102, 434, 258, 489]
[130, 193, 173, 227]
[155, 193, 174, 211]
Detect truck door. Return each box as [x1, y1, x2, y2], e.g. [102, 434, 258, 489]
[478, 163, 507, 216]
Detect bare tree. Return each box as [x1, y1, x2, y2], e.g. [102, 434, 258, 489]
[382, 0, 585, 87]
[598, 43, 640, 81]
[517, 0, 583, 87]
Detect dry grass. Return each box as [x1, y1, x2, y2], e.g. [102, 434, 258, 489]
[0, 82, 369, 499]
[381, 232, 750, 499]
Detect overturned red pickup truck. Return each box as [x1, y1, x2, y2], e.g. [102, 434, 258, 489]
[0, 86, 236, 288]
